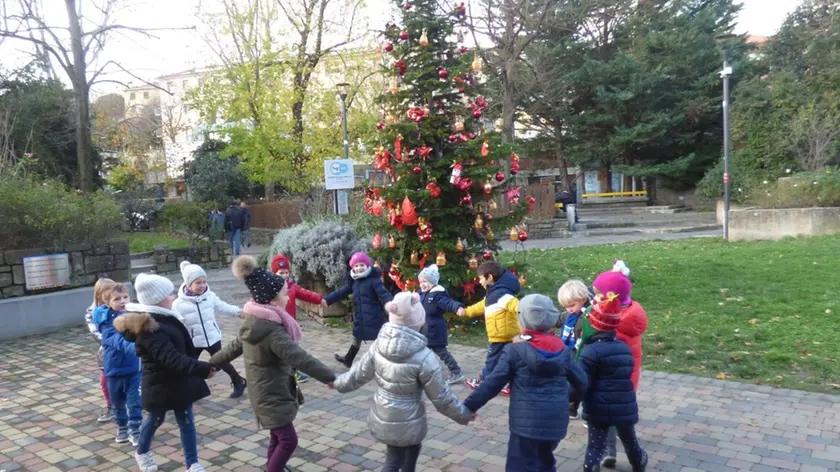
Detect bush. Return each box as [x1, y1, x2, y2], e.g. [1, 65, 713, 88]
[158, 200, 217, 246]
[748, 169, 840, 208]
[270, 219, 369, 289]
[0, 175, 122, 250]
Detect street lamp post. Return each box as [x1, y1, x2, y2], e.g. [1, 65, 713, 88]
[336, 82, 350, 215]
[720, 55, 733, 241]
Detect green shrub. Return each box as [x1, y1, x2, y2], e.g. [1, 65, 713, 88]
[158, 200, 217, 246]
[0, 175, 122, 250]
[748, 169, 840, 208]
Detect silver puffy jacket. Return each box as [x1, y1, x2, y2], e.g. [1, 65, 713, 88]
[334, 323, 471, 446]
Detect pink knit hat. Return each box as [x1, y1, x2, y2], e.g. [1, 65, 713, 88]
[593, 270, 632, 306]
[349, 252, 372, 268]
[386, 292, 426, 330]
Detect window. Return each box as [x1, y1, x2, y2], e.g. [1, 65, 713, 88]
[143, 91, 149, 99]
[129, 92, 136, 100]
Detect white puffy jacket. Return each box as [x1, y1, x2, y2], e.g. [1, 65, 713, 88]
[173, 284, 240, 348]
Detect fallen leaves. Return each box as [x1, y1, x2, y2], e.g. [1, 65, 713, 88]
[716, 372, 729, 380]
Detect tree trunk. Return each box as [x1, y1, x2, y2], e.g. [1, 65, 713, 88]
[65, 0, 94, 192]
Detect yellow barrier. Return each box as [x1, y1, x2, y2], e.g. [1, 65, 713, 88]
[581, 191, 648, 198]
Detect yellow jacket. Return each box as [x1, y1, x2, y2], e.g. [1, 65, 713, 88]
[464, 271, 521, 343]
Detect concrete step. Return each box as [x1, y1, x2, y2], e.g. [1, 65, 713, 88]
[130, 263, 156, 278]
[574, 224, 722, 238]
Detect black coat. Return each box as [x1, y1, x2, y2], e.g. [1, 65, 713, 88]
[224, 206, 245, 231]
[115, 306, 212, 411]
[324, 267, 393, 341]
[420, 286, 463, 347]
[578, 331, 639, 426]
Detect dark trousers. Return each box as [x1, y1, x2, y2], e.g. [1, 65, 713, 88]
[267, 423, 298, 472]
[197, 341, 243, 383]
[506, 432, 559, 472]
[480, 342, 509, 379]
[584, 423, 646, 472]
[107, 372, 142, 433]
[383, 443, 421, 472]
[430, 346, 462, 376]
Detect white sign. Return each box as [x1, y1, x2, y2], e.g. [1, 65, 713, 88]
[324, 159, 355, 190]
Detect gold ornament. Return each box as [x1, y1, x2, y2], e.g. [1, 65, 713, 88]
[509, 227, 519, 241]
[436, 252, 447, 266]
[488, 199, 498, 211]
[486, 227, 495, 241]
[410, 250, 420, 265]
[468, 255, 479, 269]
[518, 273, 527, 287]
[418, 217, 428, 232]
[386, 111, 397, 124]
[454, 116, 465, 132]
[389, 76, 399, 95]
[471, 51, 482, 73]
[419, 29, 429, 46]
[455, 237, 465, 252]
[474, 214, 484, 230]
[389, 234, 397, 249]
[483, 180, 492, 195]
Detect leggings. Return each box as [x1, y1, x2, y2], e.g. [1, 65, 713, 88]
[99, 369, 111, 406]
[197, 341, 244, 383]
[584, 423, 646, 472]
[267, 423, 298, 472]
[430, 346, 462, 376]
[383, 443, 421, 472]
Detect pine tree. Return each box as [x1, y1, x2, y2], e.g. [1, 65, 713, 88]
[363, 0, 531, 300]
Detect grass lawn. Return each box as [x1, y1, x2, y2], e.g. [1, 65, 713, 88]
[446, 235, 840, 394]
[120, 231, 193, 254]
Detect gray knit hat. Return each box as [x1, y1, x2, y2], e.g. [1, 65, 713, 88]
[518, 294, 560, 333]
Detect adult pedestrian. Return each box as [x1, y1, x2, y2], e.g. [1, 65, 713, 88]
[224, 201, 245, 256]
[239, 201, 252, 248]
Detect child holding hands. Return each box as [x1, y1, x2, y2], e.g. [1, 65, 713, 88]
[417, 264, 465, 384]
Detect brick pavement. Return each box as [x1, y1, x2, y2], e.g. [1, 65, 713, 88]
[1, 270, 840, 471]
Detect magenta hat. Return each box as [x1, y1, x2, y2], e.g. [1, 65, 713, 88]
[349, 252, 372, 268]
[593, 270, 632, 306]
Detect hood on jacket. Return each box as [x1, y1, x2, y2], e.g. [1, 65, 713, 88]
[114, 312, 160, 340]
[125, 303, 184, 322]
[376, 323, 428, 362]
[486, 270, 520, 304]
[521, 339, 567, 377]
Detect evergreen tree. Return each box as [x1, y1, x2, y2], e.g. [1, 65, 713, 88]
[364, 0, 531, 299]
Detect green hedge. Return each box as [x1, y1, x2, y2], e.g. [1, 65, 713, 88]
[749, 170, 840, 209]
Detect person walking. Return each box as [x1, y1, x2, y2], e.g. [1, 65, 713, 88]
[239, 201, 252, 248]
[224, 201, 245, 256]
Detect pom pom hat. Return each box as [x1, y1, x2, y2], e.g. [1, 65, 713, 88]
[270, 254, 290, 273]
[180, 260, 207, 288]
[418, 264, 440, 285]
[593, 260, 632, 306]
[349, 252, 372, 268]
[233, 255, 285, 305]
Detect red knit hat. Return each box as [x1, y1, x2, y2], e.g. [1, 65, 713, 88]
[270, 254, 290, 274]
[590, 293, 622, 332]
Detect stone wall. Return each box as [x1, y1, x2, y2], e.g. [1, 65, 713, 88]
[151, 241, 230, 274]
[525, 219, 570, 239]
[0, 242, 131, 299]
[729, 207, 840, 241]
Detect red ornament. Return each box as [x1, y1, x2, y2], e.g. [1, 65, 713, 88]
[450, 162, 463, 185]
[384, 43, 393, 52]
[472, 109, 482, 119]
[506, 186, 521, 205]
[403, 2, 411, 9]
[454, 75, 465, 84]
[372, 232, 382, 248]
[438, 68, 449, 79]
[457, 177, 473, 191]
[408, 107, 426, 123]
[475, 96, 488, 110]
[373, 146, 392, 171]
[401, 196, 418, 226]
[518, 229, 529, 241]
[395, 134, 403, 160]
[460, 194, 472, 206]
[412, 165, 422, 174]
[376, 121, 386, 130]
[495, 171, 505, 182]
[388, 208, 404, 232]
[459, 45, 469, 54]
[526, 195, 536, 212]
[426, 180, 441, 198]
[481, 139, 489, 157]
[399, 31, 409, 41]
[394, 60, 406, 75]
[483, 249, 494, 260]
[462, 280, 476, 299]
[417, 145, 432, 160]
[510, 152, 520, 175]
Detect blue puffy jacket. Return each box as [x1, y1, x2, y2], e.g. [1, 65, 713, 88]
[420, 286, 463, 347]
[324, 267, 393, 341]
[94, 305, 141, 377]
[463, 336, 588, 441]
[578, 331, 639, 425]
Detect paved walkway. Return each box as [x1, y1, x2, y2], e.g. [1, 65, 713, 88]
[2, 268, 839, 472]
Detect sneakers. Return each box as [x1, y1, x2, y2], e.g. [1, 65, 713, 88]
[97, 407, 114, 423]
[633, 451, 648, 472]
[447, 373, 465, 385]
[186, 463, 207, 472]
[135, 451, 158, 472]
[230, 379, 247, 399]
[601, 455, 617, 468]
[500, 386, 511, 397]
[464, 378, 481, 390]
[295, 371, 309, 383]
[569, 403, 580, 420]
[128, 431, 139, 447]
[115, 429, 129, 444]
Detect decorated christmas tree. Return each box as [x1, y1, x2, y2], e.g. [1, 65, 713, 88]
[363, 0, 533, 300]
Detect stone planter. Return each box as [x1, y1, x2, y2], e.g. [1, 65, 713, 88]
[729, 207, 840, 241]
[296, 275, 348, 323]
[716, 200, 753, 225]
[149, 241, 230, 274]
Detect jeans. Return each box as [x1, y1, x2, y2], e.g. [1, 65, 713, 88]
[107, 372, 142, 432]
[137, 406, 198, 467]
[383, 443, 421, 472]
[430, 346, 462, 376]
[197, 341, 243, 384]
[99, 369, 111, 406]
[480, 342, 509, 380]
[584, 423, 646, 472]
[506, 432, 559, 472]
[242, 229, 252, 247]
[267, 423, 298, 472]
[228, 228, 241, 255]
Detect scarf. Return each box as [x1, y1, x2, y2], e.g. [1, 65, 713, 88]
[350, 265, 372, 280]
[243, 300, 302, 343]
[183, 284, 205, 297]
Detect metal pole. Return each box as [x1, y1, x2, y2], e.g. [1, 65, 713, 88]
[336, 92, 349, 215]
[721, 56, 733, 241]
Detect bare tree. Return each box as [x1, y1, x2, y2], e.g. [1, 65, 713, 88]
[789, 105, 840, 171]
[0, 0, 189, 191]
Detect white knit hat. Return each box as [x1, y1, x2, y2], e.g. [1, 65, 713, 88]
[418, 264, 440, 286]
[134, 273, 175, 306]
[386, 292, 426, 330]
[180, 260, 207, 288]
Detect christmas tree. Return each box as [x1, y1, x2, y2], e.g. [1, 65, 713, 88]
[364, 0, 533, 300]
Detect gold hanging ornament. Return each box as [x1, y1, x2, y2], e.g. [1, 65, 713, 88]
[455, 237, 465, 252]
[436, 252, 447, 266]
[386, 110, 397, 124]
[488, 199, 498, 211]
[468, 255, 479, 269]
[410, 250, 420, 265]
[486, 226, 495, 241]
[509, 226, 520, 241]
[389, 234, 397, 249]
[473, 214, 484, 231]
[483, 179, 493, 195]
[389, 76, 400, 95]
[419, 29, 429, 46]
[471, 50, 483, 73]
[518, 273, 527, 288]
[454, 116, 465, 132]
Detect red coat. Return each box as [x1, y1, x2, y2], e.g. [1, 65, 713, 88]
[285, 281, 322, 320]
[616, 301, 647, 391]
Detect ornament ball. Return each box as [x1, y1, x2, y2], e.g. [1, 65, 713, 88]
[384, 43, 393, 52]
[438, 68, 449, 79]
[412, 166, 422, 174]
[399, 31, 409, 40]
[495, 171, 505, 182]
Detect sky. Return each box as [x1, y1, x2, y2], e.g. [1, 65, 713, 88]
[0, 0, 803, 95]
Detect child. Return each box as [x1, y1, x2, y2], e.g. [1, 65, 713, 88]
[270, 254, 324, 383]
[557, 279, 594, 419]
[322, 252, 393, 368]
[463, 294, 587, 472]
[93, 283, 142, 446]
[333, 291, 472, 472]
[173, 260, 247, 398]
[115, 273, 215, 472]
[211, 256, 336, 472]
[85, 278, 116, 423]
[456, 261, 520, 395]
[417, 264, 465, 384]
[578, 293, 648, 472]
[592, 260, 648, 469]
